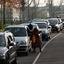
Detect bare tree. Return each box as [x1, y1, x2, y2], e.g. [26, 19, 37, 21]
[48, 0, 64, 17]
[24, 0, 40, 21]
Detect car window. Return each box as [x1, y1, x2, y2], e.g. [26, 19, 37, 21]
[0, 35, 6, 46]
[36, 23, 46, 28]
[61, 19, 64, 22]
[48, 20, 58, 25]
[4, 27, 26, 37]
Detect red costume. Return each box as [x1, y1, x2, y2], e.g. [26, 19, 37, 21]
[27, 24, 42, 52]
[32, 28, 42, 47]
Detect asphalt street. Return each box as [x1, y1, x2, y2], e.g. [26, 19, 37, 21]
[17, 31, 64, 64]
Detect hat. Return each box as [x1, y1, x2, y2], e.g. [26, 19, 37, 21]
[28, 24, 33, 29]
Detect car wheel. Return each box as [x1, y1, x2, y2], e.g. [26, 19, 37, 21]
[5, 55, 10, 64]
[46, 38, 49, 41]
[29, 48, 32, 52]
[12, 58, 18, 64]
[25, 50, 29, 56]
[57, 29, 59, 33]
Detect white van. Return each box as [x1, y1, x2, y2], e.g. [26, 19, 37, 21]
[4, 25, 32, 55]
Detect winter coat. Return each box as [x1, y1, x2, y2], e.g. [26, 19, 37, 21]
[32, 28, 42, 47]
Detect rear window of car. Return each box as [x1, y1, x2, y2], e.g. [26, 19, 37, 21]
[36, 23, 46, 28]
[4, 27, 26, 37]
[48, 20, 58, 24]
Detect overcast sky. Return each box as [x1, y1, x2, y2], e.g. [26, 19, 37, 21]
[39, 0, 64, 7]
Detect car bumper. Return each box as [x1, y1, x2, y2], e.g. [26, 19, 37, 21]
[52, 27, 58, 31]
[0, 59, 5, 63]
[42, 33, 49, 39]
[17, 46, 28, 53]
[63, 24, 64, 27]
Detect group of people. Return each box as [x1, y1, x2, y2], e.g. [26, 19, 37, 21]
[27, 24, 42, 52]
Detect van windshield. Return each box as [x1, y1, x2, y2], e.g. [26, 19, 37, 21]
[4, 27, 26, 37]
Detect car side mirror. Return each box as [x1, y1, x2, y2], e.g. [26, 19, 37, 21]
[58, 23, 60, 24]
[9, 43, 14, 46]
[48, 26, 50, 29]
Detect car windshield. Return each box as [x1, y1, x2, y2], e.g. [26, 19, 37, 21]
[0, 35, 6, 46]
[48, 20, 58, 25]
[4, 27, 26, 37]
[33, 25, 37, 28]
[36, 23, 46, 28]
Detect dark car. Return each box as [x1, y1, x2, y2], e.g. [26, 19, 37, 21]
[0, 31, 17, 64]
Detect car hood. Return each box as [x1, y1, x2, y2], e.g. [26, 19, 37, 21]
[40, 28, 47, 31]
[0, 47, 8, 54]
[14, 37, 27, 43]
[51, 24, 55, 26]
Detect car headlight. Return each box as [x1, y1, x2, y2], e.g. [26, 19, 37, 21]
[42, 30, 48, 33]
[42, 31, 45, 33]
[55, 24, 58, 28]
[0, 53, 5, 58]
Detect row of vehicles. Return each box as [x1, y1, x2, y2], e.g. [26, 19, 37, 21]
[0, 17, 63, 64]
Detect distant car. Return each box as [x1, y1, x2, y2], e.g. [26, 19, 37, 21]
[32, 18, 45, 22]
[45, 19, 52, 34]
[41, 19, 52, 34]
[33, 21, 51, 41]
[4, 25, 32, 55]
[0, 31, 17, 64]
[61, 18, 64, 27]
[57, 18, 63, 30]
[48, 18, 61, 33]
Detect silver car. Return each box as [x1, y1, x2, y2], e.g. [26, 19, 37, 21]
[4, 25, 32, 55]
[48, 18, 61, 33]
[32, 21, 51, 41]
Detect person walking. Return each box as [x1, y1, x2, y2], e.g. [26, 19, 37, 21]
[27, 24, 42, 52]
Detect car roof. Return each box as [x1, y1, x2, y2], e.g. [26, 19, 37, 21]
[32, 21, 46, 24]
[48, 18, 58, 20]
[33, 18, 45, 22]
[0, 31, 13, 36]
[20, 23, 37, 26]
[5, 25, 27, 28]
[0, 32, 4, 35]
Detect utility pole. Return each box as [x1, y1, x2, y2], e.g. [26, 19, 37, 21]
[49, 0, 53, 18]
[3, 0, 5, 25]
[28, 0, 30, 21]
[21, 0, 25, 23]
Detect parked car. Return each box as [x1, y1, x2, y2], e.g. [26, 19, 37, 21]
[41, 19, 52, 34]
[61, 18, 64, 27]
[32, 22, 51, 41]
[4, 25, 32, 55]
[32, 18, 45, 22]
[0, 31, 17, 64]
[57, 18, 63, 30]
[45, 19, 52, 34]
[48, 18, 61, 33]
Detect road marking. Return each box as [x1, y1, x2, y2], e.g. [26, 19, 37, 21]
[32, 33, 62, 64]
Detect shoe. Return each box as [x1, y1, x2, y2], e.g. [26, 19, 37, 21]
[32, 50, 36, 53]
[40, 50, 42, 52]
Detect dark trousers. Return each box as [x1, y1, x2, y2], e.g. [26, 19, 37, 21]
[33, 46, 41, 51]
